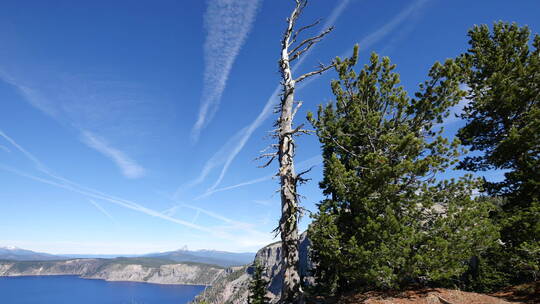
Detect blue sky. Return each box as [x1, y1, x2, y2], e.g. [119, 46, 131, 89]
[0, 0, 538, 254]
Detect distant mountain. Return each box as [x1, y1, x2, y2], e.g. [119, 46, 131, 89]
[0, 246, 66, 261]
[0, 246, 255, 267]
[62, 254, 139, 259]
[145, 249, 255, 267]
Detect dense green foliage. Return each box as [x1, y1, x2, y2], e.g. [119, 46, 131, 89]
[454, 22, 540, 287]
[248, 262, 270, 304]
[307, 45, 498, 295]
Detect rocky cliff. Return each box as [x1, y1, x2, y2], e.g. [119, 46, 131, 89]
[0, 258, 226, 286]
[191, 232, 312, 304]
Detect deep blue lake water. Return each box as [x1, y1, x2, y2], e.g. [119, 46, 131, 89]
[0, 275, 205, 304]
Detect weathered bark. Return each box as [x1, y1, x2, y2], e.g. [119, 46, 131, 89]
[278, 18, 302, 301]
[269, 1, 335, 303]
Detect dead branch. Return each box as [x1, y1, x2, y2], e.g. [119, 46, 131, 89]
[283, 1, 307, 49]
[289, 26, 334, 61]
[291, 18, 321, 43]
[284, 123, 305, 136]
[295, 62, 335, 83]
[258, 155, 277, 168]
[296, 166, 314, 183]
[260, 143, 279, 151]
[256, 152, 278, 159]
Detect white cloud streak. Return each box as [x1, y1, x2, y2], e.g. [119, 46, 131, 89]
[1, 72, 152, 180]
[180, 203, 269, 239]
[161, 205, 180, 217]
[196, 154, 323, 200]
[0, 164, 217, 234]
[199, 174, 273, 199]
[0, 130, 53, 175]
[191, 209, 201, 224]
[87, 199, 118, 225]
[0, 71, 58, 118]
[176, 126, 248, 197]
[0, 130, 271, 245]
[81, 130, 145, 179]
[191, 0, 261, 141]
[349, 0, 429, 55]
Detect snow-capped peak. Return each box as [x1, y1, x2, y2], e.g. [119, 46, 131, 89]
[0, 245, 19, 250]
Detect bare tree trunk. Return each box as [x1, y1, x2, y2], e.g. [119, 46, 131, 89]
[259, 1, 335, 303]
[278, 26, 302, 302]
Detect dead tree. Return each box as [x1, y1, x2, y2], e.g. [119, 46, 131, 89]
[259, 1, 335, 303]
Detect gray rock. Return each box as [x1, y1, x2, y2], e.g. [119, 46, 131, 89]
[192, 232, 312, 304]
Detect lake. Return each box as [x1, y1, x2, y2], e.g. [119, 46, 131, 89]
[0, 275, 205, 304]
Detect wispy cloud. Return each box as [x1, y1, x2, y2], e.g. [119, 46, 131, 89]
[0, 129, 52, 175]
[81, 131, 145, 179]
[87, 199, 118, 225]
[161, 205, 181, 217]
[187, 1, 351, 192]
[191, 209, 201, 224]
[0, 131, 227, 238]
[350, 0, 429, 55]
[196, 155, 322, 200]
[176, 126, 249, 197]
[2, 129, 139, 200]
[0, 163, 236, 241]
[1, 69, 161, 179]
[0, 71, 58, 118]
[196, 174, 274, 200]
[0, 130, 273, 246]
[191, 0, 261, 141]
[161, 200, 269, 240]
[181, 203, 269, 239]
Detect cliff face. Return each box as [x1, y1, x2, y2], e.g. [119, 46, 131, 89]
[0, 259, 226, 286]
[191, 232, 312, 304]
[194, 266, 251, 304]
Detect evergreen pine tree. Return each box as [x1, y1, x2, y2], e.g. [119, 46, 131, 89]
[454, 22, 540, 285]
[307, 45, 498, 295]
[248, 262, 270, 304]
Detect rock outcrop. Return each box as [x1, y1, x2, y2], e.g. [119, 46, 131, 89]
[191, 232, 312, 304]
[0, 258, 226, 286]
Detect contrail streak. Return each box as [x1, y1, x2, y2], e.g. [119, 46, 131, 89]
[191, 0, 261, 141]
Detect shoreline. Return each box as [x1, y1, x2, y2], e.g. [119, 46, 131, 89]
[0, 273, 211, 287]
[0, 259, 226, 287]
